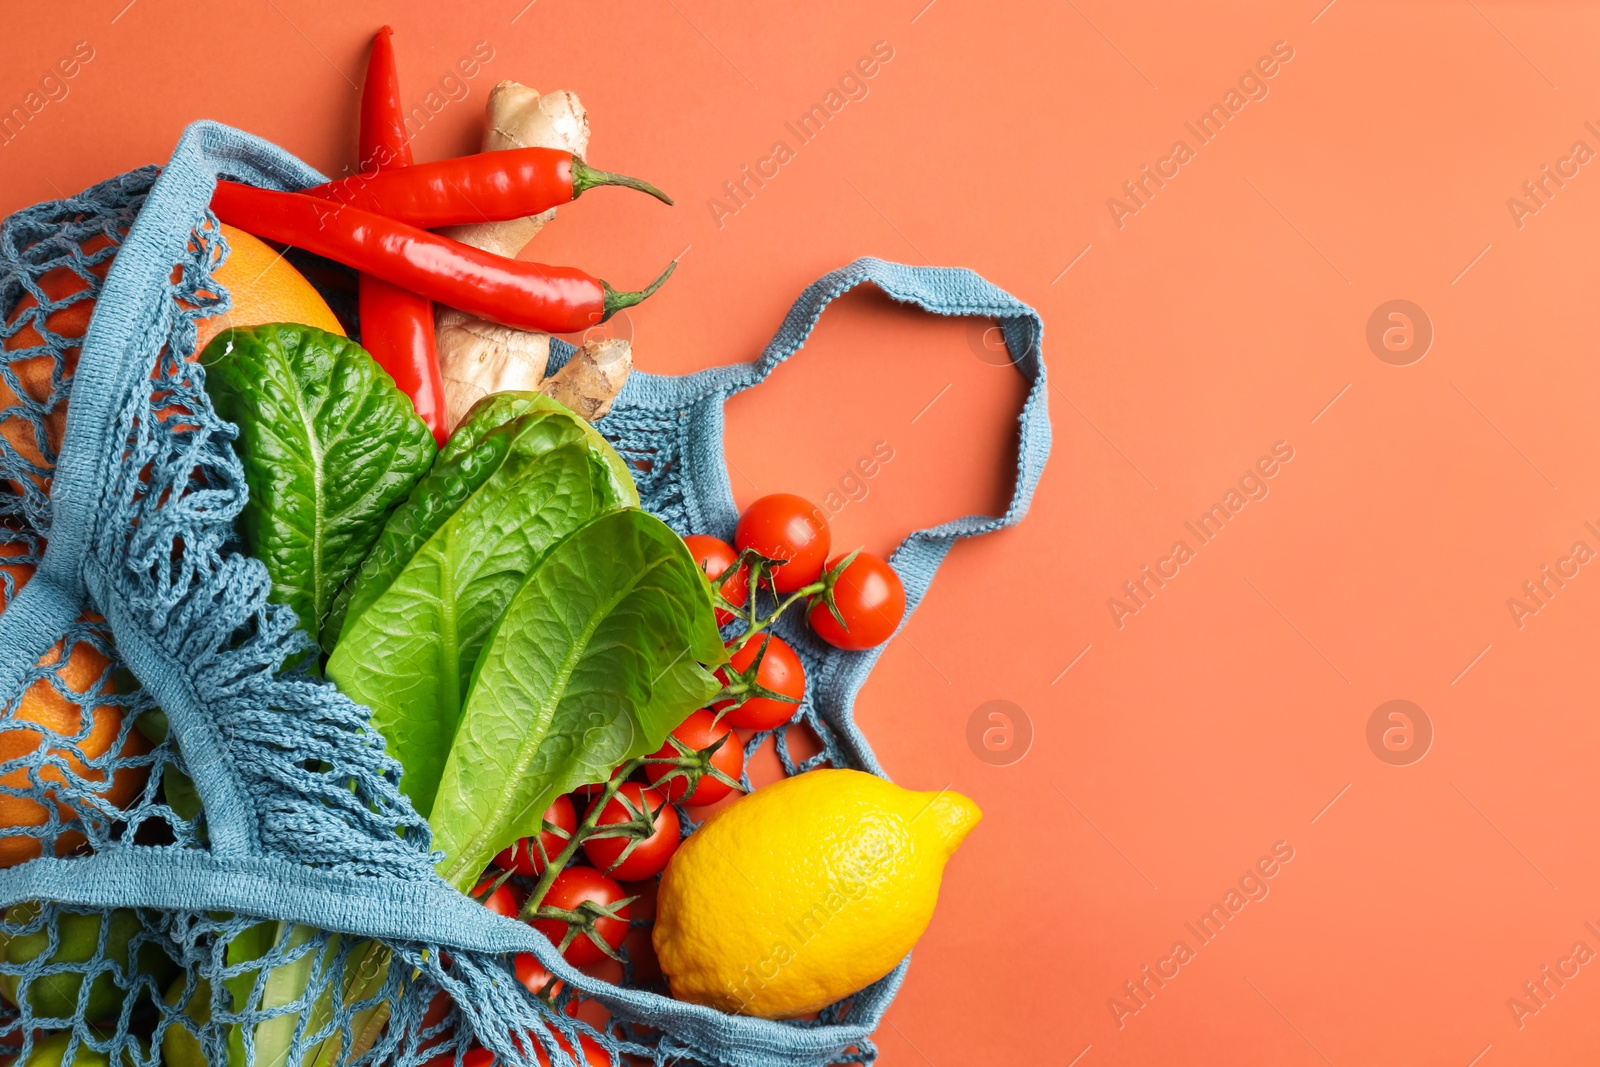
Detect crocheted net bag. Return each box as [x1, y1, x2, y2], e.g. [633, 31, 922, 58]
[0, 122, 1048, 1067]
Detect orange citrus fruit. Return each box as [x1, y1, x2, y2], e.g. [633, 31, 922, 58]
[0, 543, 149, 867]
[0, 222, 343, 490]
[194, 223, 345, 352]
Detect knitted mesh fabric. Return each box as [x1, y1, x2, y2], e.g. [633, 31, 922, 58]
[0, 122, 1048, 1067]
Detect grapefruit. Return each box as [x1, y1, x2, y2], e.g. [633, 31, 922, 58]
[0, 543, 149, 866]
[0, 222, 343, 490]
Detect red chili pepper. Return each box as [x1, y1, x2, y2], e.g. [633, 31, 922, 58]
[210, 181, 675, 334]
[359, 26, 412, 172]
[358, 25, 448, 446]
[302, 149, 672, 228]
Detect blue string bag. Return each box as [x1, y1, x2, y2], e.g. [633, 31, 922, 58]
[0, 122, 1049, 1067]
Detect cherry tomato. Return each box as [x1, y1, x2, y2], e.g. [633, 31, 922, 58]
[808, 552, 907, 650]
[531, 867, 630, 966]
[493, 794, 577, 876]
[735, 494, 830, 593]
[714, 634, 805, 731]
[417, 989, 457, 1056]
[645, 709, 743, 805]
[425, 1049, 494, 1067]
[683, 534, 749, 625]
[424, 1039, 607, 1067]
[472, 878, 522, 919]
[582, 783, 680, 881]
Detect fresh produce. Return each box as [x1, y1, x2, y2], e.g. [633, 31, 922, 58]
[304, 148, 671, 226]
[682, 534, 748, 626]
[354, 26, 448, 446]
[0, 549, 148, 867]
[734, 493, 830, 593]
[0, 223, 340, 496]
[325, 404, 638, 817]
[536, 339, 632, 424]
[423, 1032, 609, 1067]
[160, 924, 358, 1067]
[200, 323, 436, 653]
[493, 793, 576, 876]
[653, 769, 981, 1018]
[440, 81, 591, 257]
[806, 551, 906, 650]
[529, 867, 631, 966]
[714, 634, 805, 731]
[645, 709, 743, 806]
[427, 508, 723, 890]
[21, 1032, 140, 1067]
[0, 903, 174, 1021]
[581, 783, 680, 881]
[209, 182, 675, 336]
[438, 390, 638, 497]
[472, 879, 522, 919]
[434, 80, 635, 432]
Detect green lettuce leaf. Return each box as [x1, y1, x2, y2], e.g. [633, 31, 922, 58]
[325, 412, 633, 815]
[327, 398, 636, 642]
[201, 324, 435, 653]
[431, 508, 725, 891]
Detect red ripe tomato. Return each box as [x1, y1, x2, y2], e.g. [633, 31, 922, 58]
[808, 552, 907, 650]
[714, 635, 805, 731]
[493, 794, 577, 876]
[424, 1048, 494, 1067]
[734, 494, 830, 593]
[472, 878, 522, 919]
[645, 709, 744, 805]
[582, 783, 680, 881]
[531, 867, 631, 966]
[512, 954, 578, 1015]
[424, 1036, 606, 1067]
[683, 534, 748, 625]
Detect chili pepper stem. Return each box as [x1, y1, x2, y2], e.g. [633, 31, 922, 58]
[602, 260, 677, 321]
[571, 158, 675, 206]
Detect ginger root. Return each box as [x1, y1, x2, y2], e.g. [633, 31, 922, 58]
[541, 339, 632, 422]
[439, 81, 589, 256]
[435, 313, 552, 430]
[435, 81, 632, 429]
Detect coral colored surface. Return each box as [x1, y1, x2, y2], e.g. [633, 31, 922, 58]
[7, 2, 1600, 1063]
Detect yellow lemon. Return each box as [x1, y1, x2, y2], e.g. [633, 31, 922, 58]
[653, 768, 980, 1019]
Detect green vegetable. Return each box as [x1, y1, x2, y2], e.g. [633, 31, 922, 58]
[201, 324, 435, 653]
[326, 411, 634, 815]
[25, 1032, 142, 1067]
[161, 924, 366, 1067]
[327, 394, 638, 642]
[432, 508, 725, 890]
[446, 390, 639, 506]
[1, 904, 175, 1021]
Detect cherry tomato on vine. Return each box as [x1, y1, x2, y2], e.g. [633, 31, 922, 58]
[808, 552, 907, 650]
[582, 783, 680, 881]
[645, 708, 744, 805]
[471, 878, 522, 919]
[714, 634, 805, 731]
[493, 793, 577, 876]
[512, 954, 577, 1012]
[734, 494, 830, 593]
[683, 534, 749, 625]
[531, 867, 631, 966]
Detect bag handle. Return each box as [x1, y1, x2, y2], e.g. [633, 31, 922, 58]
[672, 257, 1051, 776]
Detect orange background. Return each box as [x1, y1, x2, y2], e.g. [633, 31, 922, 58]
[7, 1, 1600, 1063]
